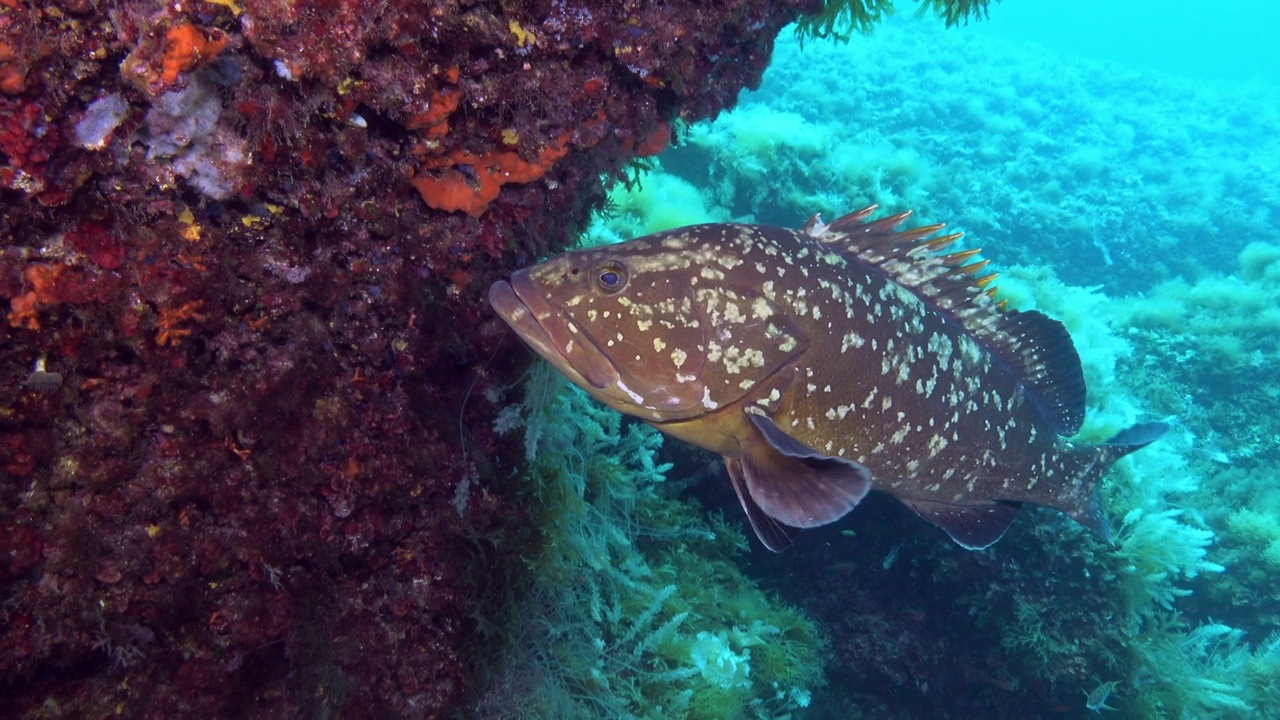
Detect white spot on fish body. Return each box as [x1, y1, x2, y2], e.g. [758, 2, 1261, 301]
[701, 387, 718, 410]
[724, 302, 745, 324]
[841, 331, 865, 352]
[716, 254, 744, 269]
[615, 379, 645, 404]
[862, 388, 878, 409]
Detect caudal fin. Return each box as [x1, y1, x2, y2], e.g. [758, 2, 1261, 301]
[1103, 422, 1171, 451]
[1067, 421, 1171, 542]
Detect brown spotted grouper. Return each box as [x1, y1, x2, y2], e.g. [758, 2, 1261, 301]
[488, 206, 1166, 551]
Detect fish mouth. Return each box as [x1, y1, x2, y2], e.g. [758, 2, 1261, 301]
[488, 271, 620, 390]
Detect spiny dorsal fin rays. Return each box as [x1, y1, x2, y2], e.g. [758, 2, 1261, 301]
[801, 213, 826, 237]
[920, 232, 964, 250]
[803, 205, 1086, 436]
[894, 223, 948, 245]
[855, 211, 916, 237]
[807, 207, 1000, 321]
[825, 205, 880, 232]
[943, 248, 984, 266]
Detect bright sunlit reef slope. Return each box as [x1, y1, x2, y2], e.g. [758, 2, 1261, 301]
[579, 5, 1280, 717]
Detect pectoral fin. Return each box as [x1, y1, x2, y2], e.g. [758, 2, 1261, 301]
[725, 457, 798, 553]
[726, 411, 872, 551]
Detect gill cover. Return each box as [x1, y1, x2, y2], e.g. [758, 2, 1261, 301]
[497, 238, 809, 422]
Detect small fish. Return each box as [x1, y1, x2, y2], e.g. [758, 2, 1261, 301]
[489, 206, 1166, 551]
[1085, 680, 1120, 712]
[24, 355, 63, 394]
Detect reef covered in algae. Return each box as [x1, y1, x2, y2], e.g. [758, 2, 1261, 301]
[0, 0, 859, 714]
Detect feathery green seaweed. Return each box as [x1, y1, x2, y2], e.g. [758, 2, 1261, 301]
[478, 364, 826, 718]
[795, 0, 991, 45]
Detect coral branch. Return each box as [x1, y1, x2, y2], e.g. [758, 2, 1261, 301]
[155, 300, 205, 346]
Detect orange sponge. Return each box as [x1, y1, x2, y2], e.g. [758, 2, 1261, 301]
[412, 133, 571, 218]
[161, 24, 228, 84]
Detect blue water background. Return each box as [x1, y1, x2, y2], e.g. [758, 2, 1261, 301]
[972, 0, 1280, 86]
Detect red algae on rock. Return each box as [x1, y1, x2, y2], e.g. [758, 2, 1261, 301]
[0, 0, 818, 715]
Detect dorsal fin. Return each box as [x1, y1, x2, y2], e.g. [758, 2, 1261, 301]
[807, 205, 1086, 436]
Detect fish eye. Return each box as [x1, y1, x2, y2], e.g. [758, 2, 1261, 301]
[592, 261, 628, 294]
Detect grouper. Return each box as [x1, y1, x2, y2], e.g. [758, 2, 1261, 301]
[488, 206, 1166, 551]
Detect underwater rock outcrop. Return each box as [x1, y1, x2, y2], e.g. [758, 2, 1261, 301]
[0, 0, 830, 714]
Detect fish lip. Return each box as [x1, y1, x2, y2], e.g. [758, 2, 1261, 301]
[488, 271, 620, 389]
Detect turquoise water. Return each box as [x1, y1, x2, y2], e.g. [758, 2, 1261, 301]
[576, 7, 1280, 717]
[972, 0, 1280, 86]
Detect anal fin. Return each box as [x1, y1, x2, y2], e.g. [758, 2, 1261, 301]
[901, 499, 1022, 550]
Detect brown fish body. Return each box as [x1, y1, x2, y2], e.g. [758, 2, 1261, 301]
[490, 207, 1165, 551]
